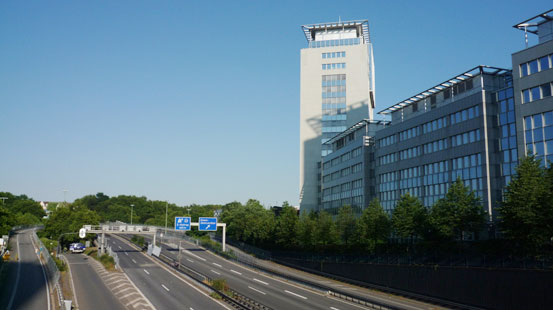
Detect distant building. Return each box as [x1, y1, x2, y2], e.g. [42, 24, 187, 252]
[39, 201, 48, 210]
[321, 120, 388, 215]
[512, 9, 553, 167]
[299, 20, 376, 214]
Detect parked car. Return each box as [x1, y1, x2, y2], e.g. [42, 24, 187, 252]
[69, 242, 86, 253]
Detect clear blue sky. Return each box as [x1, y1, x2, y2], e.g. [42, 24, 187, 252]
[1, 1, 550, 206]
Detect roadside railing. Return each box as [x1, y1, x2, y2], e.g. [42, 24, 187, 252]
[31, 230, 64, 309]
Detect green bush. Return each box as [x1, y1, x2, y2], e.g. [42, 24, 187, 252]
[53, 256, 66, 272]
[211, 278, 228, 292]
[131, 235, 145, 247]
[98, 253, 115, 270]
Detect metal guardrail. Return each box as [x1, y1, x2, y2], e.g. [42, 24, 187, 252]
[31, 231, 64, 309]
[106, 245, 120, 269]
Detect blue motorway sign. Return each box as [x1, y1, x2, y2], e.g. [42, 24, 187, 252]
[175, 217, 191, 231]
[198, 217, 217, 231]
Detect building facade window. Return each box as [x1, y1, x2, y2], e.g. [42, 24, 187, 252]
[321, 74, 347, 156]
[524, 110, 553, 166]
[322, 63, 346, 70]
[322, 51, 346, 59]
[520, 54, 552, 77]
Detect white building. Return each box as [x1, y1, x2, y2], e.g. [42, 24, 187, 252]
[299, 20, 375, 213]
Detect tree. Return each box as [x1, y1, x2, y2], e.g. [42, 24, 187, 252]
[297, 211, 316, 250]
[274, 204, 299, 249]
[358, 198, 390, 251]
[336, 205, 357, 248]
[0, 205, 16, 236]
[392, 193, 427, 242]
[314, 211, 338, 249]
[429, 178, 486, 241]
[497, 155, 551, 254]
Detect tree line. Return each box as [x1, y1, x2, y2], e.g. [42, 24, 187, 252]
[221, 156, 553, 256]
[1, 155, 551, 256]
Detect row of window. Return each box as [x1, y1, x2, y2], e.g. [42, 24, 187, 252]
[322, 79, 346, 86]
[399, 146, 420, 160]
[322, 51, 346, 59]
[322, 114, 346, 121]
[451, 129, 481, 147]
[522, 83, 552, 104]
[322, 126, 347, 133]
[322, 147, 362, 170]
[322, 63, 346, 70]
[379, 129, 481, 166]
[520, 54, 552, 77]
[379, 134, 396, 147]
[423, 138, 448, 154]
[399, 126, 420, 141]
[422, 116, 448, 134]
[450, 106, 481, 125]
[308, 37, 361, 48]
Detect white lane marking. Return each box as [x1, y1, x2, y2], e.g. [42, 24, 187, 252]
[7, 235, 21, 310]
[190, 308, 194, 310]
[118, 246, 122, 249]
[143, 269, 150, 275]
[162, 284, 170, 292]
[125, 252, 128, 256]
[253, 278, 268, 285]
[184, 249, 207, 261]
[248, 286, 266, 295]
[212, 262, 222, 268]
[230, 269, 242, 275]
[132, 259, 137, 264]
[186, 258, 194, 263]
[210, 269, 221, 275]
[285, 290, 307, 300]
[331, 307, 340, 310]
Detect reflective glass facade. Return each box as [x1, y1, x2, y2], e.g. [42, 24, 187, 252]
[321, 74, 347, 156]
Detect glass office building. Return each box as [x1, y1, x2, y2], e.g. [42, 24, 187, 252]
[375, 66, 511, 222]
[512, 10, 553, 167]
[299, 20, 375, 213]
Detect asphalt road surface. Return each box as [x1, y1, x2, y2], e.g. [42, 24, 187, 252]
[105, 235, 229, 310]
[64, 253, 126, 310]
[142, 235, 387, 310]
[0, 229, 50, 310]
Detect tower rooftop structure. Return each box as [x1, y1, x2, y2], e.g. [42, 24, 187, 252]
[301, 20, 370, 44]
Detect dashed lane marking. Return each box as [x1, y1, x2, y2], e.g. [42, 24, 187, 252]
[285, 290, 307, 300]
[230, 269, 242, 275]
[143, 269, 150, 275]
[132, 259, 137, 264]
[211, 269, 221, 275]
[212, 262, 222, 268]
[162, 284, 170, 292]
[330, 307, 340, 310]
[253, 278, 269, 285]
[186, 258, 194, 263]
[248, 286, 266, 295]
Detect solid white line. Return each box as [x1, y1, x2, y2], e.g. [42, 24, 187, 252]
[132, 259, 137, 264]
[248, 286, 266, 295]
[285, 290, 307, 300]
[7, 234, 21, 310]
[253, 278, 268, 285]
[330, 307, 340, 310]
[230, 269, 242, 275]
[143, 269, 150, 275]
[210, 269, 221, 275]
[162, 284, 170, 292]
[186, 258, 194, 263]
[212, 262, 222, 268]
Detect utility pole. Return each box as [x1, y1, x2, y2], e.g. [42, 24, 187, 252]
[0, 197, 7, 204]
[63, 189, 68, 206]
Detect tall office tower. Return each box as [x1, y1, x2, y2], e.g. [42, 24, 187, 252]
[299, 20, 375, 213]
[512, 10, 553, 167]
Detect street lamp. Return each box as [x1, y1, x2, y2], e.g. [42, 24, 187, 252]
[130, 204, 134, 225]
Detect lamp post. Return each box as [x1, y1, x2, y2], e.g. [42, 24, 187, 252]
[130, 204, 134, 225]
